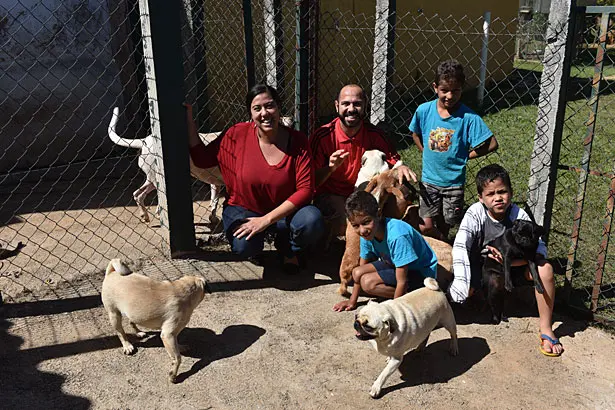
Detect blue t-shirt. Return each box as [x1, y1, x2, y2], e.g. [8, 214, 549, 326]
[408, 99, 493, 187]
[360, 218, 438, 278]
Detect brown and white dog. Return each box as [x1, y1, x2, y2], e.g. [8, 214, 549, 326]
[337, 168, 454, 295]
[101, 258, 208, 383]
[337, 168, 419, 295]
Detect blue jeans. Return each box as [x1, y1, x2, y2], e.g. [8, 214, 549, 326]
[222, 204, 324, 259]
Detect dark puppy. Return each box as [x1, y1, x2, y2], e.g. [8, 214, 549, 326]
[482, 219, 544, 323]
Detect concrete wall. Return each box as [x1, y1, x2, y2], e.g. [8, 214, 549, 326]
[0, 0, 122, 175]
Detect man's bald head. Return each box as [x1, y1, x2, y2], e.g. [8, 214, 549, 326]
[336, 84, 367, 102]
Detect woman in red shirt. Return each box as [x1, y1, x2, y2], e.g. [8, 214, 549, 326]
[188, 84, 324, 273]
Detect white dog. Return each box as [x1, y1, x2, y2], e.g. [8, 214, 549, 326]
[108, 107, 224, 224]
[354, 277, 458, 398]
[355, 150, 393, 189]
[101, 258, 207, 383]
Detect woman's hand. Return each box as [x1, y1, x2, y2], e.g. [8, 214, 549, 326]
[233, 216, 271, 240]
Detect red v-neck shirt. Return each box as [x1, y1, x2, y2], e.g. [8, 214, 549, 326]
[190, 122, 314, 215]
[310, 118, 400, 197]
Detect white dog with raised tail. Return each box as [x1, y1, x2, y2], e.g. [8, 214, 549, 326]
[108, 107, 224, 224]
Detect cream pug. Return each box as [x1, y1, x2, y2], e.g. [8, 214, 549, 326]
[354, 277, 458, 398]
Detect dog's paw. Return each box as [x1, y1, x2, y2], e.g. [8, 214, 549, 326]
[122, 343, 136, 355]
[138, 212, 150, 224]
[369, 385, 382, 399]
[169, 371, 178, 384]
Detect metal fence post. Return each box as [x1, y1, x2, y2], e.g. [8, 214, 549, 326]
[138, 0, 196, 256]
[527, 0, 576, 241]
[264, 0, 283, 90]
[308, 0, 320, 136]
[295, 0, 309, 135]
[477, 11, 491, 111]
[370, 0, 396, 126]
[243, 0, 256, 90]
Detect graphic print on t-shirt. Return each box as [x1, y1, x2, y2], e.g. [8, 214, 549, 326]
[428, 127, 454, 152]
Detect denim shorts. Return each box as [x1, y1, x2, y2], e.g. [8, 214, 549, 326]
[372, 260, 427, 291]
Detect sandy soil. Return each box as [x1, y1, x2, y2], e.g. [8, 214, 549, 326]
[1, 249, 615, 410]
[1, 197, 614, 409]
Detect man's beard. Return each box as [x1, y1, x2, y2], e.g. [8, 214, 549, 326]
[337, 111, 364, 128]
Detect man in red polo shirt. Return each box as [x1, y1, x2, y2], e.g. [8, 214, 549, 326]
[311, 84, 416, 239]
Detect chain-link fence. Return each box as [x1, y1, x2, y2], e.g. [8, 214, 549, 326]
[0, 1, 613, 323]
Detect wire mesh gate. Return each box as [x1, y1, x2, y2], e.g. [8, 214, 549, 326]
[556, 6, 615, 323]
[0, 1, 614, 324]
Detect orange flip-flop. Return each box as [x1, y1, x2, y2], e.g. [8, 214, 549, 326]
[539, 334, 563, 357]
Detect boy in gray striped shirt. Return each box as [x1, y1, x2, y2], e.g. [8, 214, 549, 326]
[451, 164, 563, 357]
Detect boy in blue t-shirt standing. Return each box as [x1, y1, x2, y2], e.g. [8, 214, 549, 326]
[409, 59, 498, 241]
[332, 190, 438, 312]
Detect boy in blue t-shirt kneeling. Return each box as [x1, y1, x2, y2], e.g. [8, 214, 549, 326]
[333, 190, 438, 312]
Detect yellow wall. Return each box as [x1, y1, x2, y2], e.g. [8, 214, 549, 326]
[316, 0, 519, 118]
[200, 0, 519, 128]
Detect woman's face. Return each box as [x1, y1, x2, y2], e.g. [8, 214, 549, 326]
[250, 92, 280, 135]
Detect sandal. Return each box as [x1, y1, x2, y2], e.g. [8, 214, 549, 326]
[539, 334, 563, 357]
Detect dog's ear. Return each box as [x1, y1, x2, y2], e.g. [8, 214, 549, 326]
[382, 314, 396, 334]
[386, 186, 405, 202]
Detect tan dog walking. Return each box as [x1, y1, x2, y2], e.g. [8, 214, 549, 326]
[101, 259, 207, 383]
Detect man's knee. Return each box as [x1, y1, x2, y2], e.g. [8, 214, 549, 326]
[291, 205, 325, 243]
[314, 194, 347, 237]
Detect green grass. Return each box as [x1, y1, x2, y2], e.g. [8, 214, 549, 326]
[397, 93, 615, 319]
[514, 58, 615, 79]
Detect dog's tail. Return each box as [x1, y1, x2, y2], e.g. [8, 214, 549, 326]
[105, 258, 132, 276]
[108, 107, 146, 149]
[424, 277, 440, 291]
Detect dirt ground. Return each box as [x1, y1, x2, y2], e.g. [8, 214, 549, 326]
[1, 201, 615, 409]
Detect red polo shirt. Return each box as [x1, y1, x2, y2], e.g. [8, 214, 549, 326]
[310, 118, 400, 197]
[190, 122, 314, 215]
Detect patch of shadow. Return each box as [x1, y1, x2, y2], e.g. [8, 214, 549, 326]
[378, 336, 490, 397]
[188, 249, 337, 293]
[137, 324, 266, 383]
[0, 316, 91, 409]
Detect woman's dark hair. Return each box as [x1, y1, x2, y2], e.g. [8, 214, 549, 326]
[435, 59, 466, 86]
[345, 190, 379, 219]
[476, 164, 513, 195]
[245, 84, 282, 112]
